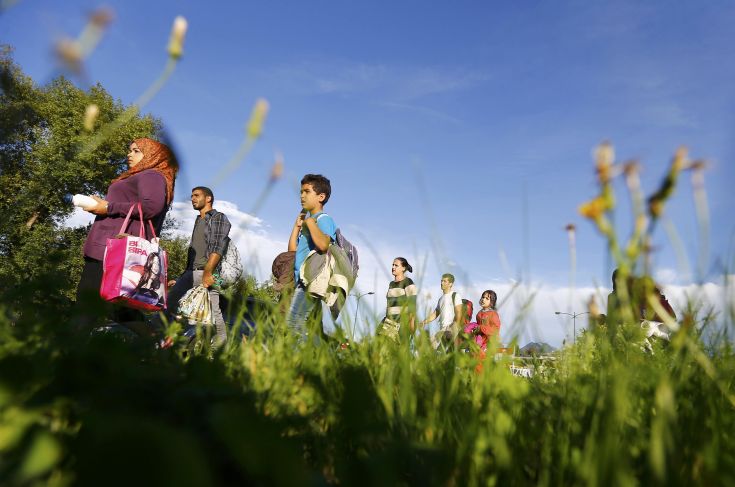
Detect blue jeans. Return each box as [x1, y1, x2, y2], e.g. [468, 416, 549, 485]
[287, 284, 320, 340]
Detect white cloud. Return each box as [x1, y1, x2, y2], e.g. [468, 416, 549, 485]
[331, 231, 732, 347]
[655, 267, 679, 285]
[62, 207, 96, 228]
[166, 201, 287, 282]
[352, 270, 732, 348]
[63, 203, 732, 348]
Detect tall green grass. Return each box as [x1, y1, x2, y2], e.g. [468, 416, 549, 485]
[1, 277, 733, 486]
[0, 8, 732, 484]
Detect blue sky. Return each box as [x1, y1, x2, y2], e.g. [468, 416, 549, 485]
[3, 0, 733, 344]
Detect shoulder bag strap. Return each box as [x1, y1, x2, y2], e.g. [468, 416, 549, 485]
[117, 202, 150, 239]
[117, 204, 141, 236]
[314, 213, 335, 242]
[136, 203, 145, 238]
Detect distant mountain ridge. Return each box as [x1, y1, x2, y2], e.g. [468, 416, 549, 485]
[519, 342, 555, 356]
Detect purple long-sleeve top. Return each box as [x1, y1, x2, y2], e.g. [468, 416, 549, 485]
[83, 170, 168, 261]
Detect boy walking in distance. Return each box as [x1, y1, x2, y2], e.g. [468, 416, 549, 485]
[420, 273, 464, 349]
[287, 174, 337, 339]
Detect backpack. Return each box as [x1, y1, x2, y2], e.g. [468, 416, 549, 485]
[216, 237, 243, 288]
[436, 292, 473, 325]
[271, 251, 295, 292]
[316, 214, 359, 280]
[451, 292, 473, 325]
[461, 297, 473, 325]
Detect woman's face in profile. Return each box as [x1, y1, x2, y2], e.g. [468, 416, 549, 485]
[127, 142, 144, 168]
[391, 259, 404, 277]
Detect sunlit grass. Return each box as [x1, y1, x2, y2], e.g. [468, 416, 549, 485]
[0, 8, 732, 485]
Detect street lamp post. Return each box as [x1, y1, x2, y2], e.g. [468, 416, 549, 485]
[555, 311, 590, 343]
[354, 291, 374, 339]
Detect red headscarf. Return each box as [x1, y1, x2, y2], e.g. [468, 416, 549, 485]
[112, 138, 178, 204]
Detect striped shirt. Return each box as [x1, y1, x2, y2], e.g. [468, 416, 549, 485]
[385, 277, 418, 323]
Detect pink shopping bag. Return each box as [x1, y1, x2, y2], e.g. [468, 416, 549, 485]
[100, 203, 168, 311]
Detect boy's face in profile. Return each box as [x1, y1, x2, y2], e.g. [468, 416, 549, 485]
[300, 183, 325, 213]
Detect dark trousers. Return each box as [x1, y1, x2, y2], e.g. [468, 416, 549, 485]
[166, 269, 196, 313]
[163, 269, 228, 347]
[74, 257, 141, 331]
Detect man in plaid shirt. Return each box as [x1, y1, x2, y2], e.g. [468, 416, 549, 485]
[165, 186, 232, 347]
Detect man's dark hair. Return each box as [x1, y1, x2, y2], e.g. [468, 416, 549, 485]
[192, 186, 214, 204]
[442, 273, 455, 284]
[301, 174, 331, 205]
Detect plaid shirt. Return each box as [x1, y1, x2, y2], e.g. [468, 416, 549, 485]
[186, 209, 231, 270]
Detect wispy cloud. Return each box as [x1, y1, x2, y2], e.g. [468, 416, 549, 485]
[374, 101, 462, 125]
[252, 60, 490, 102]
[639, 101, 696, 128]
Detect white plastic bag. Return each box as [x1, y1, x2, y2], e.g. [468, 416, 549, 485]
[216, 238, 243, 288]
[177, 285, 213, 325]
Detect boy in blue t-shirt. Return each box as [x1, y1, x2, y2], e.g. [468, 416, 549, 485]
[287, 174, 337, 338]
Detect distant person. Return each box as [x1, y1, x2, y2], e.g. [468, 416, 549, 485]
[286, 174, 337, 340]
[75, 138, 177, 328]
[420, 273, 463, 349]
[377, 257, 418, 341]
[464, 289, 501, 353]
[166, 186, 231, 348]
[607, 269, 676, 324]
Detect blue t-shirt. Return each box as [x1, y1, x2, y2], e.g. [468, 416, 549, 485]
[294, 212, 337, 283]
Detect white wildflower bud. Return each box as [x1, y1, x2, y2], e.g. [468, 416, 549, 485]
[83, 104, 99, 131]
[595, 141, 614, 168]
[167, 16, 188, 60]
[592, 141, 615, 185]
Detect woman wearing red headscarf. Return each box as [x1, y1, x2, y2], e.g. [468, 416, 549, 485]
[75, 138, 177, 322]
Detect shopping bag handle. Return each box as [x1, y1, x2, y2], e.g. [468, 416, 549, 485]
[147, 219, 157, 239]
[118, 203, 151, 238]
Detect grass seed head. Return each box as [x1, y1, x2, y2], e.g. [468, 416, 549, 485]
[246, 98, 270, 139]
[55, 38, 83, 73]
[83, 104, 99, 132]
[595, 141, 615, 184]
[270, 152, 284, 181]
[89, 7, 114, 29]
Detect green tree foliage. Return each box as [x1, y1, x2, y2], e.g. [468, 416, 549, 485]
[159, 218, 189, 280]
[0, 46, 159, 309]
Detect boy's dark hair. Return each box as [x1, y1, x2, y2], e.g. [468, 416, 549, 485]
[192, 186, 214, 204]
[395, 257, 412, 273]
[482, 290, 497, 309]
[442, 273, 455, 284]
[301, 174, 331, 205]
